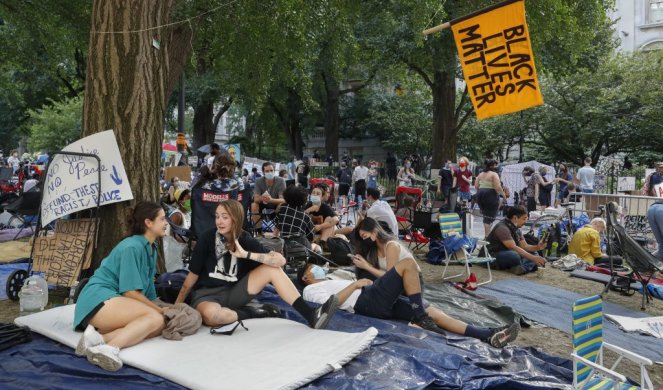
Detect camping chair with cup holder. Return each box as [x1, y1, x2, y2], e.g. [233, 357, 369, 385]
[162, 203, 194, 266]
[571, 295, 653, 390]
[438, 213, 493, 286]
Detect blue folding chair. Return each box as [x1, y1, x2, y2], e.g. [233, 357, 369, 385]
[571, 295, 653, 389]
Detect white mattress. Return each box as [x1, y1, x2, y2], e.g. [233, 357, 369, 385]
[15, 305, 378, 389]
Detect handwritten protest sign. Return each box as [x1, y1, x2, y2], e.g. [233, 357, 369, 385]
[451, 0, 543, 120]
[617, 176, 636, 192]
[32, 233, 93, 287]
[654, 183, 663, 198]
[41, 130, 133, 227]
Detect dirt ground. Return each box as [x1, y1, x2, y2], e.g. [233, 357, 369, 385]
[417, 258, 663, 388]
[1, 260, 661, 387]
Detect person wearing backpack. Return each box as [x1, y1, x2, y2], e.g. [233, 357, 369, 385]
[336, 161, 353, 197]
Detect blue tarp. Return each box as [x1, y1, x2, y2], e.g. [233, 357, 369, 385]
[479, 279, 663, 363]
[1, 286, 573, 389]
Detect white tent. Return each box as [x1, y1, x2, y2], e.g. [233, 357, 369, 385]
[500, 160, 556, 205]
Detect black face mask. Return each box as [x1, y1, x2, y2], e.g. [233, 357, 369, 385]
[362, 236, 376, 248]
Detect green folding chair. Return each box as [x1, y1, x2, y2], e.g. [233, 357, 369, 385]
[438, 213, 492, 286]
[571, 295, 653, 389]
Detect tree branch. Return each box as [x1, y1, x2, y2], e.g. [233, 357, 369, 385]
[403, 60, 433, 87]
[456, 108, 473, 133]
[213, 97, 233, 131]
[339, 70, 376, 95]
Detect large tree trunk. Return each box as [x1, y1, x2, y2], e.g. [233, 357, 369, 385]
[431, 69, 457, 167]
[324, 85, 340, 161]
[82, 0, 189, 267]
[192, 100, 215, 150]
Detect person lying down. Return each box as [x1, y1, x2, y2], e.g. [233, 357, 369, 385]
[298, 261, 520, 348]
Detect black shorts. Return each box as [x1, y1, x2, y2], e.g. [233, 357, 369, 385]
[476, 188, 499, 225]
[353, 268, 416, 321]
[75, 302, 105, 332]
[190, 275, 256, 310]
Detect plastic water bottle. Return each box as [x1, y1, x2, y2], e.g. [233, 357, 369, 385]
[68, 281, 79, 304]
[19, 275, 48, 313]
[550, 242, 559, 257]
[358, 195, 363, 209]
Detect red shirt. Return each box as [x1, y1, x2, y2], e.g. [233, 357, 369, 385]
[456, 168, 472, 193]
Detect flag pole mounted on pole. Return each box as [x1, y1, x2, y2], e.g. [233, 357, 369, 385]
[422, 0, 543, 120]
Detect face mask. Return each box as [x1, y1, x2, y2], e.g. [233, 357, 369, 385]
[310, 265, 327, 280]
[362, 236, 376, 248]
[459, 162, 466, 168]
[405, 163, 411, 168]
[182, 199, 191, 211]
[264, 172, 275, 180]
[310, 195, 321, 205]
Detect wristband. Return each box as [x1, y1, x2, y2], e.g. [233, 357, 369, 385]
[246, 252, 252, 260]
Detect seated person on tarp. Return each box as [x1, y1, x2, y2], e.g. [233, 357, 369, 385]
[298, 262, 519, 348]
[175, 199, 338, 329]
[275, 185, 322, 254]
[486, 206, 547, 275]
[251, 162, 286, 228]
[73, 201, 169, 372]
[568, 217, 622, 266]
[305, 183, 338, 245]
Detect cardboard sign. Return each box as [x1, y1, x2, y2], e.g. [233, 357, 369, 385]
[188, 156, 199, 166]
[451, 0, 543, 120]
[41, 130, 134, 227]
[164, 166, 192, 182]
[32, 233, 93, 287]
[617, 176, 636, 192]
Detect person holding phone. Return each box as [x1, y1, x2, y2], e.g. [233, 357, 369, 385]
[251, 162, 286, 228]
[175, 200, 338, 330]
[485, 206, 547, 275]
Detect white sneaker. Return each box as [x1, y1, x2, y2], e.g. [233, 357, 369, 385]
[86, 344, 122, 371]
[75, 325, 105, 356]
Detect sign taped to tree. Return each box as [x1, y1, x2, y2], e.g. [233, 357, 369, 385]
[451, 0, 543, 120]
[41, 130, 134, 227]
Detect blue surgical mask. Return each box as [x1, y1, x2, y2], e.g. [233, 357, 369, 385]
[310, 195, 321, 205]
[265, 172, 275, 180]
[311, 265, 327, 280]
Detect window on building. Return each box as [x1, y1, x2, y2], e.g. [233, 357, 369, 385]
[650, 0, 663, 24]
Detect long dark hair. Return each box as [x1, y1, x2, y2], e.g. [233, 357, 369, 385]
[353, 217, 397, 268]
[126, 201, 163, 237]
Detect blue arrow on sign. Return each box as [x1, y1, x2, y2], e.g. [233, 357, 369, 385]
[110, 165, 123, 185]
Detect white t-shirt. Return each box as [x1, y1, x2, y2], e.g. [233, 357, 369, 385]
[353, 166, 369, 181]
[7, 156, 20, 171]
[303, 279, 359, 312]
[576, 166, 596, 190]
[366, 200, 398, 236]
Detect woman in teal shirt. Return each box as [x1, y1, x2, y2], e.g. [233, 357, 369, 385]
[74, 201, 168, 372]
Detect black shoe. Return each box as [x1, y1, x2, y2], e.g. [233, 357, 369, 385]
[309, 295, 339, 329]
[487, 323, 520, 348]
[237, 303, 282, 320]
[411, 314, 444, 334]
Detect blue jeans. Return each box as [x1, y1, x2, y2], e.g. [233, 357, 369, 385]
[581, 188, 594, 193]
[493, 250, 537, 272]
[647, 203, 663, 261]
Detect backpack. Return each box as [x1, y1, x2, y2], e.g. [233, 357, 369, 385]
[155, 269, 190, 304]
[326, 237, 353, 266]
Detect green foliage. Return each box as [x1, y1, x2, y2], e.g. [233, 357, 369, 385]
[27, 96, 82, 152]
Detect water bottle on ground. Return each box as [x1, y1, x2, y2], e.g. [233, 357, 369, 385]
[550, 242, 559, 257]
[19, 275, 48, 313]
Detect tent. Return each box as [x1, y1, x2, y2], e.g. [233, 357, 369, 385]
[500, 160, 556, 205]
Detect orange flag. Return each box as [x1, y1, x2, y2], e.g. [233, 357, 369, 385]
[451, 0, 543, 120]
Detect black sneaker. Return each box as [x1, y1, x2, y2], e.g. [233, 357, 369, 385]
[411, 314, 444, 334]
[487, 323, 520, 348]
[309, 295, 339, 329]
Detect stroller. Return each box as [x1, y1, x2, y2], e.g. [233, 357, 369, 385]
[605, 202, 663, 309]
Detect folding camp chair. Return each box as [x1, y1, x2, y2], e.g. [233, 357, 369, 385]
[438, 213, 493, 286]
[571, 295, 653, 389]
[605, 202, 663, 310]
[5, 190, 41, 240]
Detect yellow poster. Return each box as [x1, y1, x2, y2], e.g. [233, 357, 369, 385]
[451, 0, 543, 120]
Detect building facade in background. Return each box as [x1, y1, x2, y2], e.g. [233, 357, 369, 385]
[611, 0, 663, 51]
